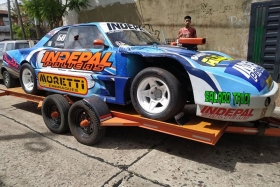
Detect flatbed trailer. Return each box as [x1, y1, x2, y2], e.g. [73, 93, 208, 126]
[1, 87, 280, 146]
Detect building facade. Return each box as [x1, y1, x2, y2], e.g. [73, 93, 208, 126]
[62, 0, 276, 60]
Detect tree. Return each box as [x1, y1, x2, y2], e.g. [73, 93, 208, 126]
[23, 0, 90, 30]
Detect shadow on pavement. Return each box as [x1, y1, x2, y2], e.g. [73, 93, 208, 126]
[154, 132, 280, 172]
[12, 102, 41, 115]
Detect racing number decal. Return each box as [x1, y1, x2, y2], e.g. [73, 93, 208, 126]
[57, 34, 66, 42]
[41, 51, 113, 71]
[201, 55, 233, 66]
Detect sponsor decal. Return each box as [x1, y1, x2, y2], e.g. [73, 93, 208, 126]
[41, 51, 112, 71]
[106, 22, 144, 32]
[191, 53, 207, 60]
[225, 61, 268, 91]
[191, 54, 233, 66]
[3, 53, 19, 69]
[205, 91, 250, 106]
[38, 72, 88, 95]
[200, 106, 254, 120]
[266, 74, 273, 88]
[201, 55, 233, 66]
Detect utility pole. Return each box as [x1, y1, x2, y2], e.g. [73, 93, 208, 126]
[15, 0, 26, 39]
[7, 0, 13, 39]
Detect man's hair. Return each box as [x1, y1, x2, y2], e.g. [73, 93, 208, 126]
[184, 16, 191, 20]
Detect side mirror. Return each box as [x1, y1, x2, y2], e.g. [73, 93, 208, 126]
[93, 39, 105, 46]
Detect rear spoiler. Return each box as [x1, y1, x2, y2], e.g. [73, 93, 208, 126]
[170, 38, 206, 46]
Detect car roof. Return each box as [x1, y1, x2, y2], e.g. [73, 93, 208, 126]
[0, 39, 36, 43]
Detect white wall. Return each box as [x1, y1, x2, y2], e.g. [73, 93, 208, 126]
[62, 0, 136, 26]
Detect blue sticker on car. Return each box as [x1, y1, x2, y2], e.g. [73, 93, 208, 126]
[224, 61, 269, 91]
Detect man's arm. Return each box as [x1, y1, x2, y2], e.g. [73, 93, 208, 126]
[177, 29, 183, 39]
[193, 28, 197, 38]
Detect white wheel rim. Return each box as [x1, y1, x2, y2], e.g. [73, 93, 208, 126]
[22, 69, 34, 91]
[137, 77, 171, 114]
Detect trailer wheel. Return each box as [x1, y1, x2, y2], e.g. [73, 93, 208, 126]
[20, 63, 39, 94]
[41, 94, 70, 134]
[131, 67, 186, 121]
[3, 70, 16, 88]
[68, 100, 107, 145]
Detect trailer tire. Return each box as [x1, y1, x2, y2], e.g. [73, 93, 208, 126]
[41, 94, 70, 134]
[3, 70, 16, 88]
[131, 67, 186, 121]
[68, 100, 107, 146]
[20, 63, 39, 94]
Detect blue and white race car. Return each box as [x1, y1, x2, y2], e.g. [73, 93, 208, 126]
[1, 22, 278, 122]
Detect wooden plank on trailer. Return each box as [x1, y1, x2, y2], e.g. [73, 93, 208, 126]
[110, 110, 230, 145]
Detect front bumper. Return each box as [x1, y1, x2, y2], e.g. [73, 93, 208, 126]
[196, 81, 279, 122]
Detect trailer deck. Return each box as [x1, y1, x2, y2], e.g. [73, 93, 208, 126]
[1, 87, 280, 145]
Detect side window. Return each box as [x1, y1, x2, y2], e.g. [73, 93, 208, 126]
[64, 25, 105, 49]
[0, 43, 5, 57]
[44, 28, 68, 48]
[15, 43, 30, 49]
[5, 43, 14, 51]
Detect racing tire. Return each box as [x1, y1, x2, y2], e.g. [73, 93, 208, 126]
[68, 100, 107, 146]
[3, 70, 16, 88]
[20, 63, 39, 94]
[41, 94, 70, 134]
[130, 67, 186, 121]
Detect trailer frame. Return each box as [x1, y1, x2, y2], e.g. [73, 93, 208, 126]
[1, 87, 280, 146]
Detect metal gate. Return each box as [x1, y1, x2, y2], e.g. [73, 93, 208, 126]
[247, 1, 280, 82]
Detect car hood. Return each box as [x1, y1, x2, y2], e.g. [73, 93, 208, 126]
[118, 44, 272, 94]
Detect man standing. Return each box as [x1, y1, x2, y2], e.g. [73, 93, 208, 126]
[177, 15, 197, 50]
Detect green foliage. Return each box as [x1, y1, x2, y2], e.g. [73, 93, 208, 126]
[67, 0, 91, 12]
[22, 0, 91, 29]
[12, 22, 34, 39]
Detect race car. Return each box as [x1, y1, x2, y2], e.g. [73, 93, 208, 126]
[1, 22, 278, 122]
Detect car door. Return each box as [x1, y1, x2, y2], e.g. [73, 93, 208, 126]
[39, 25, 116, 75]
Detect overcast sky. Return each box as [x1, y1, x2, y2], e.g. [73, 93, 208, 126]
[0, 0, 22, 5]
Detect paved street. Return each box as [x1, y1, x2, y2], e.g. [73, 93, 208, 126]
[0, 81, 280, 187]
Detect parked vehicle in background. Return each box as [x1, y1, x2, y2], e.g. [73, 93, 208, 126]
[0, 39, 36, 87]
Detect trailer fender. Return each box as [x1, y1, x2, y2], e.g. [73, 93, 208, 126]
[83, 95, 112, 124]
[68, 96, 111, 145]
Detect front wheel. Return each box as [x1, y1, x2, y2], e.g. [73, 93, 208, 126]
[130, 67, 186, 121]
[20, 63, 39, 94]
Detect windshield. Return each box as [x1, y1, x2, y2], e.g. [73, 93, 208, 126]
[106, 30, 161, 47]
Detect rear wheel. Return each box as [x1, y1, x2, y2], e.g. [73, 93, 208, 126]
[20, 63, 39, 94]
[68, 100, 107, 145]
[3, 70, 16, 88]
[41, 94, 70, 134]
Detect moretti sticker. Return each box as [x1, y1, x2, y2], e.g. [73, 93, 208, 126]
[224, 61, 268, 91]
[38, 73, 88, 95]
[205, 91, 250, 106]
[41, 51, 113, 72]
